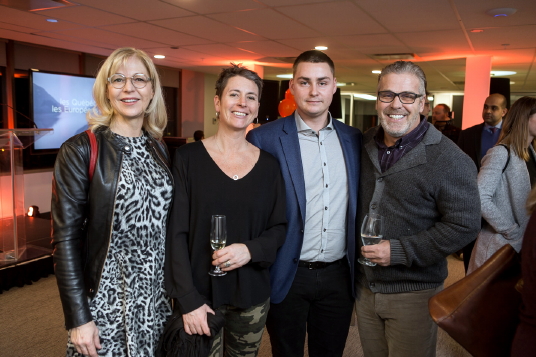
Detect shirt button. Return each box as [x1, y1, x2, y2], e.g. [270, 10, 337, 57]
[377, 178, 383, 182]
[386, 150, 391, 154]
[325, 206, 328, 210]
[324, 162, 326, 166]
[320, 142, 323, 145]
[323, 228, 327, 232]
[301, 229, 304, 233]
[371, 203, 377, 209]
[321, 249, 324, 253]
[124, 145, 131, 152]
[325, 184, 328, 188]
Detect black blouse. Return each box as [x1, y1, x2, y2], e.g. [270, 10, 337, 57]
[165, 141, 287, 314]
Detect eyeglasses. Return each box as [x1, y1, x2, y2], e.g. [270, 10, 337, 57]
[378, 91, 423, 104]
[107, 73, 151, 89]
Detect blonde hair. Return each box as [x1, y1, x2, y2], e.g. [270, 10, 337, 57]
[497, 96, 536, 161]
[87, 47, 167, 139]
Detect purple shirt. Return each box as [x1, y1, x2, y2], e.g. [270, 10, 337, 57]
[375, 117, 430, 172]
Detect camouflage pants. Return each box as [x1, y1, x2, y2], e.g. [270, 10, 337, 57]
[209, 298, 269, 357]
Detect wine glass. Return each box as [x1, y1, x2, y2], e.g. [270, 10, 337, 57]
[209, 215, 227, 276]
[358, 213, 384, 267]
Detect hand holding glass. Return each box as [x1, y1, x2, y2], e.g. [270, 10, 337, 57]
[209, 215, 227, 277]
[358, 213, 384, 267]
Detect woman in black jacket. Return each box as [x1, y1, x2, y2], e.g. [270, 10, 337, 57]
[52, 47, 172, 357]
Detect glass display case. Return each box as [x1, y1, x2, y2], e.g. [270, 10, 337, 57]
[0, 129, 51, 261]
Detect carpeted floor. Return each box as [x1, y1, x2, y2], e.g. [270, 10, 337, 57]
[0, 255, 470, 357]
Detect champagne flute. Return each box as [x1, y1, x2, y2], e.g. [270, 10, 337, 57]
[358, 213, 384, 267]
[209, 215, 227, 276]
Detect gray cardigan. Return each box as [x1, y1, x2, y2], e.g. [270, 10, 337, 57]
[359, 124, 481, 294]
[468, 144, 533, 273]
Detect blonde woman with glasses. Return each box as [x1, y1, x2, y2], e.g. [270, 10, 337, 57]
[52, 47, 173, 357]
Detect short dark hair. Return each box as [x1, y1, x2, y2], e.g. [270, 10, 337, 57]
[377, 61, 427, 95]
[193, 130, 204, 141]
[437, 103, 451, 115]
[215, 63, 263, 100]
[293, 50, 335, 76]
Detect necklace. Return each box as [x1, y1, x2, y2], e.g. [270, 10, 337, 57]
[214, 138, 249, 180]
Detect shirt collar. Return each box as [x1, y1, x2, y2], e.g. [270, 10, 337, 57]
[295, 111, 334, 133]
[484, 120, 503, 130]
[374, 115, 429, 149]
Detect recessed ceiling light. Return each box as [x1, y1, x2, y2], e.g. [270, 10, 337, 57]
[510, 81, 515, 85]
[490, 71, 516, 76]
[336, 83, 346, 87]
[154, 55, 165, 59]
[276, 74, 293, 79]
[428, 96, 434, 101]
[46, 19, 58, 22]
[353, 94, 377, 100]
[486, 8, 517, 17]
[315, 46, 328, 50]
[372, 70, 381, 74]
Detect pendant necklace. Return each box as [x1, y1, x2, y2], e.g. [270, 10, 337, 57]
[215, 138, 248, 180]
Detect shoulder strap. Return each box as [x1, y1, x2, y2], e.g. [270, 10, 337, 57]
[499, 144, 510, 173]
[85, 129, 98, 182]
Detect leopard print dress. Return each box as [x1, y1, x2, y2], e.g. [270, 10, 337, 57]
[66, 133, 173, 357]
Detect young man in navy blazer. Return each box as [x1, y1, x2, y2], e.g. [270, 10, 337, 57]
[247, 50, 361, 357]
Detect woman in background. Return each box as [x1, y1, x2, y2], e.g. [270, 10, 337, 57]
[165, 64, 286, 357]
[468, 96, 536, 273]
[52, 47, 172, 356]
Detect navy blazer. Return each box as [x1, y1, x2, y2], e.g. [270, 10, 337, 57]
[247, 114, 362, 304]
[457, 123, 485, 171]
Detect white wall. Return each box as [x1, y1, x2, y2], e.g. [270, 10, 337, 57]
[24, 171, 53, 213]
[0, 171, 52, 218]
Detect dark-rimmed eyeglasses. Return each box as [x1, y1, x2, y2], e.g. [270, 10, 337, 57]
[378, 91, 423, 104]
[107, 74, 151, 89]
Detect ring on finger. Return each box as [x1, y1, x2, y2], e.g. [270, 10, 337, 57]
[224, 260, 231, 268]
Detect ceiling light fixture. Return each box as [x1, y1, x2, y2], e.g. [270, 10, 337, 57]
[353, 94, 377, 100]
[46, 19, 58, 22]
[372, 70, 381, 74]
[154, 55, 165, 59]
[490, 71, 516, 76]
[510, 81, 515, 85]
[315, 46, 328, 50]
[428, 96, 434, 101]
[336, 83, 346, 87]
[470, 29, 484, 33]
[276, 74, 293, 79]
[486, 8, 517, 17]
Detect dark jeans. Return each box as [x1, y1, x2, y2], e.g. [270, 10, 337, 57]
[266, 259, 354, 357]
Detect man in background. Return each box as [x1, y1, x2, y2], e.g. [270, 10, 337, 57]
[193, 130, 204, 141]
[432, 103, 461, 142]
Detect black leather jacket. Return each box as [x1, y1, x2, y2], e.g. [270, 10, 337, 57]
[51, 127, 172, 330]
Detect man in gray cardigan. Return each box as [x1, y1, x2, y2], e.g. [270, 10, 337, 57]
[356, 61, 481, 357]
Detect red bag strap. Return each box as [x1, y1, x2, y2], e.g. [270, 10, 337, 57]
[85, 129, 98, 182]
